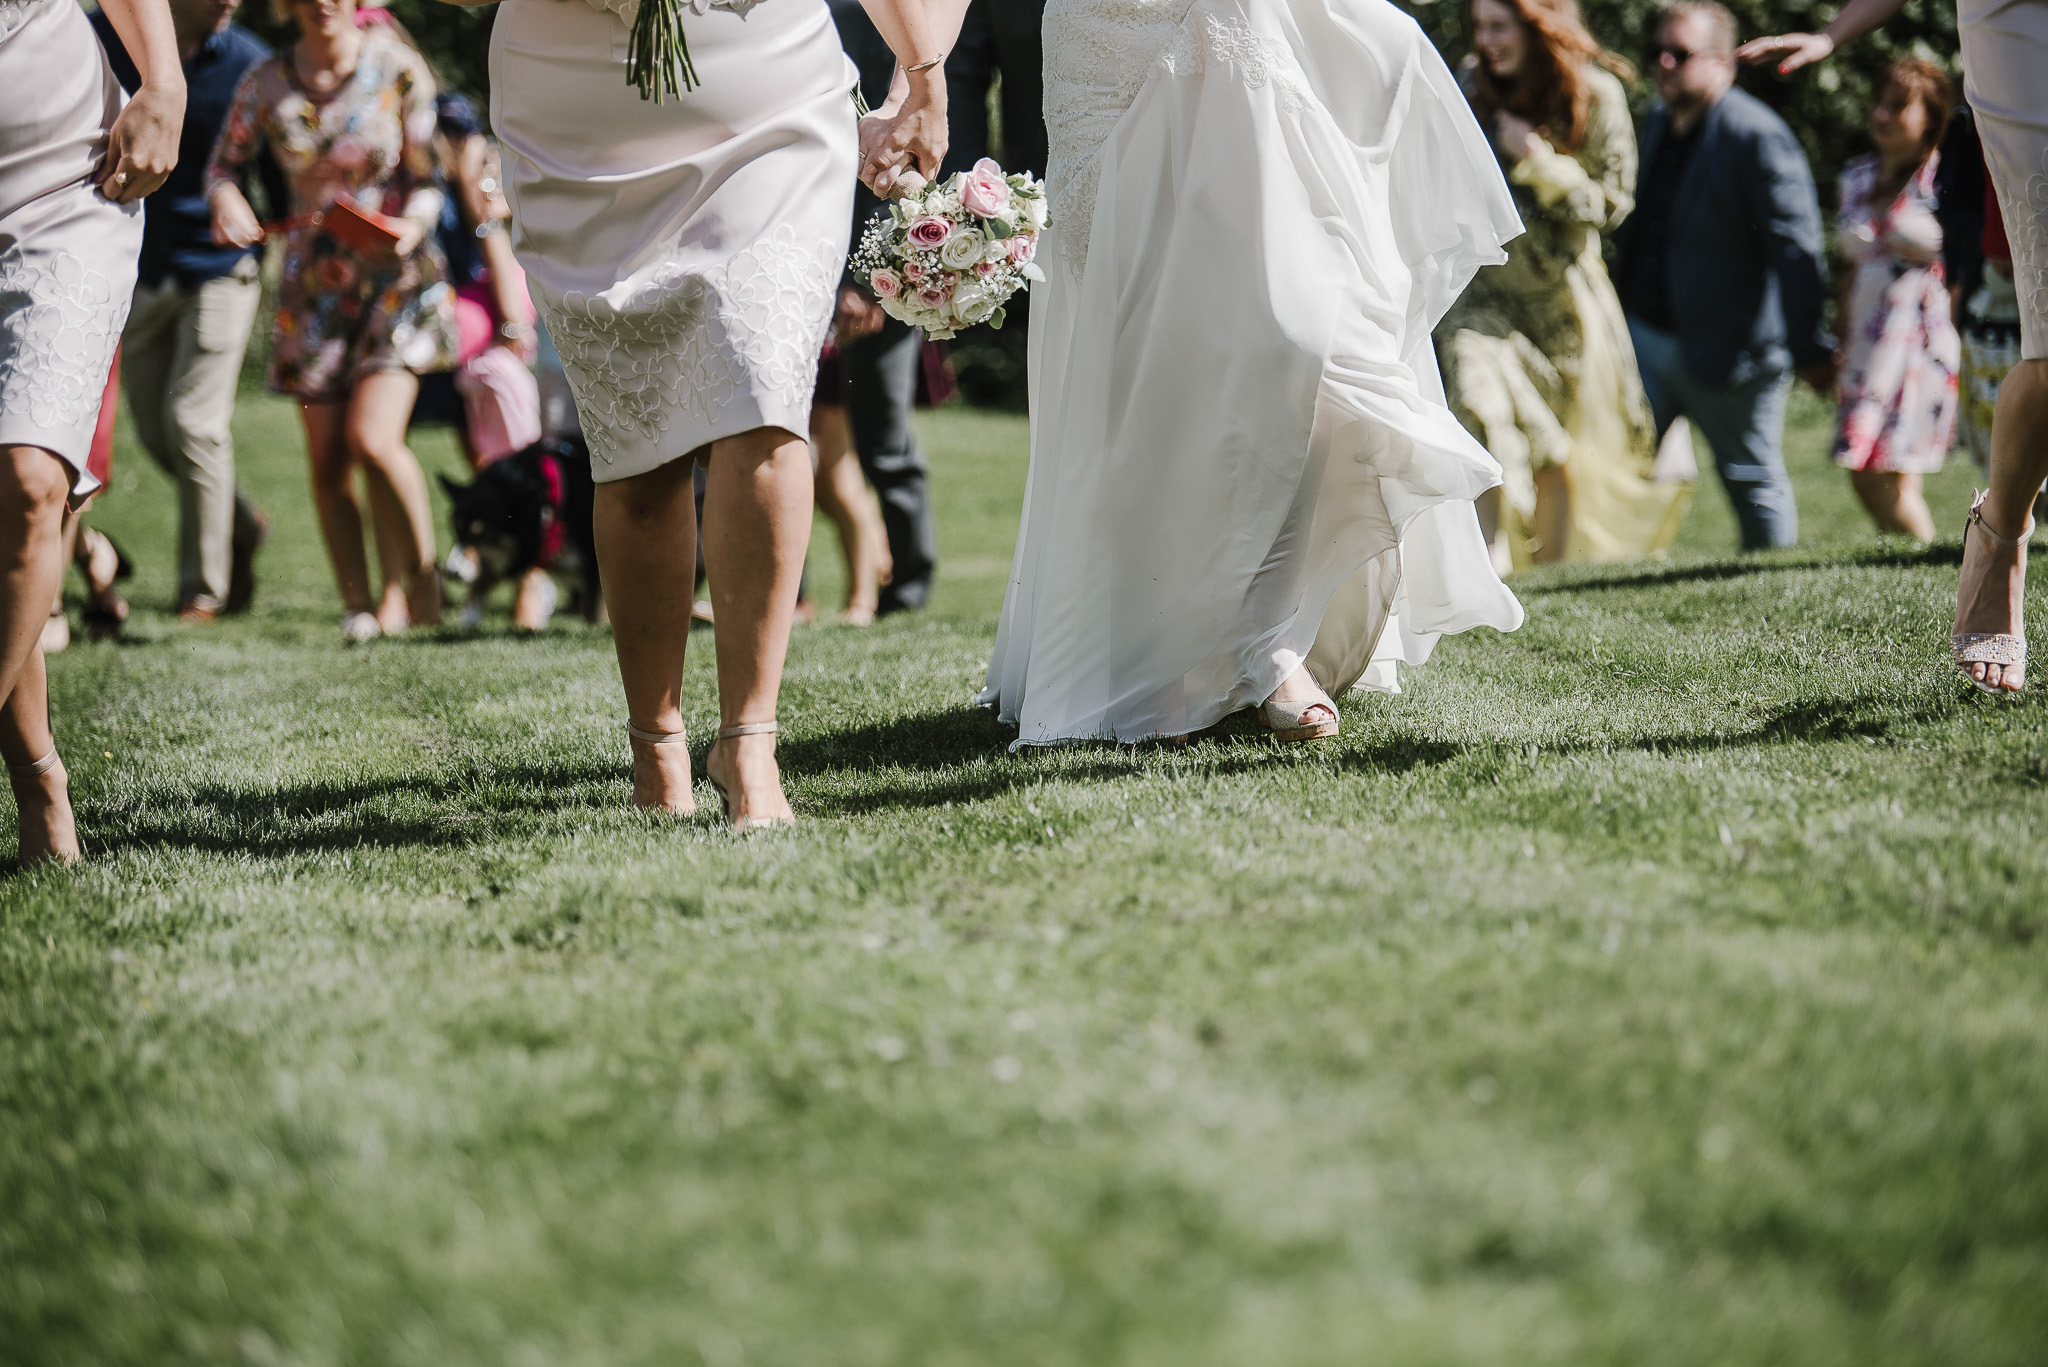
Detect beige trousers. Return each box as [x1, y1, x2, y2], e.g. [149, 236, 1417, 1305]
[120, 257, 264, 610]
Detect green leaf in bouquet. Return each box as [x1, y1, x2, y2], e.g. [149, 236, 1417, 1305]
[985, 217, 1015, 241]
[989, 306, 1007, 331]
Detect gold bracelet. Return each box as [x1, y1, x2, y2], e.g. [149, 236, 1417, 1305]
[903, 54, 945, 74]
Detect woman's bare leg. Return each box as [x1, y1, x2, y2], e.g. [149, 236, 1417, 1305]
[1530, 463, 1571, 564]
[301, 401, 377, 617]
[1954, 358, 2048, 691]
[702, 427, 812, 827]
[593, 454, 698, 814]
[348, 370, 443, 628]
[0, 446, 80, 865]
[810, 403, 887, 621]
[2, 643, 75, 866]
[365, 470, 412, 633]
[1851, 469, 1935, 542]
[1473, 486, 1514, 577]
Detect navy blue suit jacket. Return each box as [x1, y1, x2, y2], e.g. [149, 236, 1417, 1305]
[1616, 88, 1833, 387]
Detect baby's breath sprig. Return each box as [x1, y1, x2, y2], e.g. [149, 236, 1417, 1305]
[627, 0, 699, 103]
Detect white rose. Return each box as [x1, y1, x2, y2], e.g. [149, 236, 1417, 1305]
[939, 228, 987, 271]
[982, 236, 1011, 265]
[956, 292, 1000, 325]
[1021, 196, 1049, 231]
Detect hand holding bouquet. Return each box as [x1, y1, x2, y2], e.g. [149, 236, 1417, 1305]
[851, 160, 1049, 340]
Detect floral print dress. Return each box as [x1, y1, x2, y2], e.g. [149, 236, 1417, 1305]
[206, 28, 457, 402]
[1832, 154, 1960, 473]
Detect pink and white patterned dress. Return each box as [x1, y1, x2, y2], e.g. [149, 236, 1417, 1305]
[1831, 153, 1960, 474]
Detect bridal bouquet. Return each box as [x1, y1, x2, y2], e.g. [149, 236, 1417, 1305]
[851, 161, 1049, 340]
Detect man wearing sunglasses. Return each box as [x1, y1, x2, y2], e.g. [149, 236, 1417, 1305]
[1616, 0, 1834, 552]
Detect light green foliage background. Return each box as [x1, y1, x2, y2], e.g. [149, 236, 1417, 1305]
[2, 380, 2045, 1363]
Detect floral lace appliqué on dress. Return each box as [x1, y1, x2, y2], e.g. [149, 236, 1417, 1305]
[0, 251, 126, 441]
[539, 221, 841, 467]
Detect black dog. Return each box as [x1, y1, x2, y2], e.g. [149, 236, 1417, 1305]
[441, 437, 601, 629]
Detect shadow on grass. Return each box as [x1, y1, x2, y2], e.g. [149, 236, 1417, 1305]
[1519, 542, 1962, 597]
[86, 758, 623, 859]
[75, 693, 1966, 858]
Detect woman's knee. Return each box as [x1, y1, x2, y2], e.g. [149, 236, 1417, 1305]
[1, 446, 76, 518]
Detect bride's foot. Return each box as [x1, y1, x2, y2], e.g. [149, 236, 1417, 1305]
[1260, 667, 1339, 742]
[9, 751, 80, 868]
[1951, 492, 2031, 694]
[704, 722, 794, 832]
[627, 723, 695, 815]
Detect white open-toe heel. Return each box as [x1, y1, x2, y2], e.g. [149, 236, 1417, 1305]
[705, 721, 793, 832]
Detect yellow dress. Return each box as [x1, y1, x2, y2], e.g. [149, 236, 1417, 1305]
[1436, 66, 1690, 566]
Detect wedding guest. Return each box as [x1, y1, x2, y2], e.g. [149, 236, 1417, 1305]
[1830, 58, 1959, 543]
[1439, 0, 1689, 569]
[1936, 110, 2026, 492]
[43, 357, 136, 653]
[418, 88, 539, 472]
[91, 0, 278, 622]
[1615, 1, 1834, 552]
[811, 335, 893, 625]
[2, 0, 184, 865]
[1740, 0, 2046, 693]
[940, 0, 1047, 180]
[206, 0, 457, 643]
[828, 0, 940, 616]
[1960, 180, 2026, 482]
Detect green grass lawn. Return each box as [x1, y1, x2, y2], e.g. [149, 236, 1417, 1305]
[3, 379, 2045, 1366]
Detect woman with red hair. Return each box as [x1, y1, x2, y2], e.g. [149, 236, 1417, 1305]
[1438, 0, 1691, 567]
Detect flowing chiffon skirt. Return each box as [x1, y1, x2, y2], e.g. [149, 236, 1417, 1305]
[979, 0, 1525, 746]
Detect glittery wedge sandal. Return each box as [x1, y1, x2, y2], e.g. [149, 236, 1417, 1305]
[1952, 492, 2033, 696]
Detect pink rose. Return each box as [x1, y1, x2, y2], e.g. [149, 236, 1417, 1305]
[870, 268, 903, 298]
[1006, 233, 1037, 266]
[975, 262, 996, 277]
[907, 216, 953, 249]
[961, 159, 1013, 219]
[902, 259, 925, 281]
[918, 286, 950, 309]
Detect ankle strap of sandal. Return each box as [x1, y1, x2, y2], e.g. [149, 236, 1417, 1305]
[626, 722, 688, 745]
[8, 749, 59, 779]
[1968, 492, 2036, 549]
[717, 721, 778, 739]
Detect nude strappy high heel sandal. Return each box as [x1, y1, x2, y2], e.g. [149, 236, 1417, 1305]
[625, 722, 693, 814]
[9, 749, 80, 868]
[705, 721, 793, 832]
[1952, 491, 2033, 696]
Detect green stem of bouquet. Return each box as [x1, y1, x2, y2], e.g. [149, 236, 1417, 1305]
[627, 0, 699, 103]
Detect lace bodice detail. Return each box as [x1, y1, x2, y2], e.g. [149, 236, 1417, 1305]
[1043, 0, 1195, 270]
[1044, 1, 1310, 275]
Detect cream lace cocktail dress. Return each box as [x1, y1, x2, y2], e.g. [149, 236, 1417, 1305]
[0, 0, 142, 500]
[490, 0, 858, 479]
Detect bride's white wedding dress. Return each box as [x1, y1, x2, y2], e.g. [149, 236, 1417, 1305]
[979, 0, 1527, 746]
